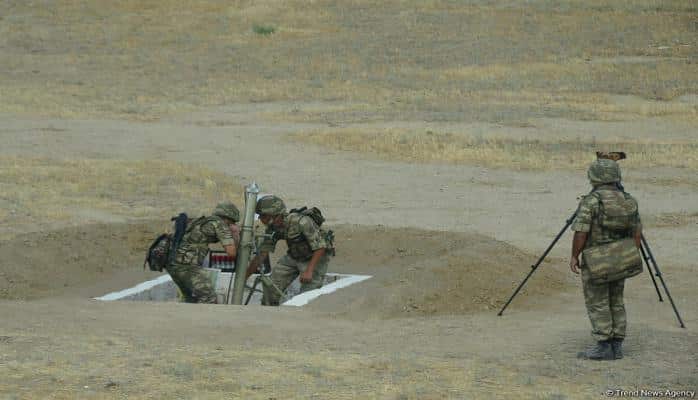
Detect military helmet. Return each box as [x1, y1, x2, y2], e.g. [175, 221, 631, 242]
[256, 195, 286, 216]
[587, 158, 621, 186]
[213, 202, 240, 222]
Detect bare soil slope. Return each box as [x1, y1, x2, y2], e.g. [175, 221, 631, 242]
[1, 223, 568, 318]
[0, 222, 164, 301]
[310, 225, 567, 319]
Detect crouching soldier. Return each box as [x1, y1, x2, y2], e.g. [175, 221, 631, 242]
[167, 202, 240, 304]
[246, 195, 332, 306]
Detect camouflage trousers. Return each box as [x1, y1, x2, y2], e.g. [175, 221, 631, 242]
[581, 267, 626, 341]
[165, 263, 217, 304]
[262, 253, 330, 306]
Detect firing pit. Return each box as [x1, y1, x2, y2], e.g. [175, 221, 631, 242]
[94, 271, 372, 306]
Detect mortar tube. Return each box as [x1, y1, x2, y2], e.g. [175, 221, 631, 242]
[230, 182, 260, 305]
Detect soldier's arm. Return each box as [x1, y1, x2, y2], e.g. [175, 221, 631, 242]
[633, 208, 643, 248]
[570, 232, 588, 272]
[569, 195, 595, 274]
[301, 248, 326, 283]
[209, 219, 237, 261]
[298, 216, 327, 283]
[223, 244, 237, 262]
[634, 224, 642, 248]
[299, 216, 327, 252]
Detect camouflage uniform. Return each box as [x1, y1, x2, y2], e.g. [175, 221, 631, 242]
[257, 207, 331, 306]
[572, 160, 641, 342]
[166, 203, 239, 304]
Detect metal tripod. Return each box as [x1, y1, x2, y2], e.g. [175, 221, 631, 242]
[497, 210, 686, 328]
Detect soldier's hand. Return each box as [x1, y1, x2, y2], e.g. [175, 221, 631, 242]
[229, 224, 241, 244]
[300, 269, 313, 284]
[570, 257, 580, 274]
[245, 260, 259, 280]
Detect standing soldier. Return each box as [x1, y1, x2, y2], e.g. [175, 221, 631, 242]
[246, 195, 332, 306]
[166, 202, 240, 304]
[570, 159, 643, 360]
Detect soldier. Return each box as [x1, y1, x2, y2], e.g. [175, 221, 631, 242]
[570, 159, 642, 360]
[245, 195, 332, 306]
[166, 202, 240, 304]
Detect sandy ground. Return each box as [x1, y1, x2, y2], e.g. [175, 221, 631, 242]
[1, 107, 696, 399]
[1, 1, 697, 398]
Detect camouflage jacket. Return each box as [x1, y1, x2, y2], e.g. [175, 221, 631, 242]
[258, 213, 328, 261]
[174, 216, 236, 266]
[572, 184, 642, 249]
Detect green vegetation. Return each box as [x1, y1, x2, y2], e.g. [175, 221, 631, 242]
[252, 24, 276, 36]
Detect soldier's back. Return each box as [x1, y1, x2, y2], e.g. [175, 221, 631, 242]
[587, 187, 640, 248]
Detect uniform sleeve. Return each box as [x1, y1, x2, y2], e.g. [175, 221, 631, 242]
[298, 215, 327, 251]
[207, 218, 236, 246]
[632, 195, 643, 230]
[571, 195, 598, 233]
[257, 225, 278, 253]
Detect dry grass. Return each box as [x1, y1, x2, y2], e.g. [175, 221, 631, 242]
[269, 90, 698, 128]
[0, 334, 584, 400]
[0, 157, 243, 228]
[645, 212, 698, 228]
[289, 128, 698, 170]
[0, 0, 696, 123]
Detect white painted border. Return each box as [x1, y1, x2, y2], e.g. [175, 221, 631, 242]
[94, 272, 372, 305]
[282, 274, 372, 307]
[94, 274, 173, 301]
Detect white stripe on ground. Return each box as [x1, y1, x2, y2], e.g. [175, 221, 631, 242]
[94, 274, 172, 301]
[282, 274, 372, 307]
[94, 272, 372, 306]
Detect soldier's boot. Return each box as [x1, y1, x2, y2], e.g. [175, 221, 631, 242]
[577, 340, 614, 360]
[611, 339, 623, 359]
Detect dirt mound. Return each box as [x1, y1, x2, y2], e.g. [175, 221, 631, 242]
[0, 222, 571, 318]
[309, 225, 571, 319]
[0, 221, 165, 300]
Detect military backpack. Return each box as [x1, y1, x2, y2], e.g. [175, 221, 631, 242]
[581, 190, 642, 284]
[144, 213, 203, 271]
[590, 190, 639, 233]
[289, 206, 325, 227]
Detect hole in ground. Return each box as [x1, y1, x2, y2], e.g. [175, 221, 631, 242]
[94, 270, 371, 306]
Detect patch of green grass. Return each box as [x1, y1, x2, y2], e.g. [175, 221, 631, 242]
[252, 24, 276, 36]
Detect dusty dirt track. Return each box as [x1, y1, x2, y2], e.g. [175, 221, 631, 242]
[1, 0, 697, 399]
